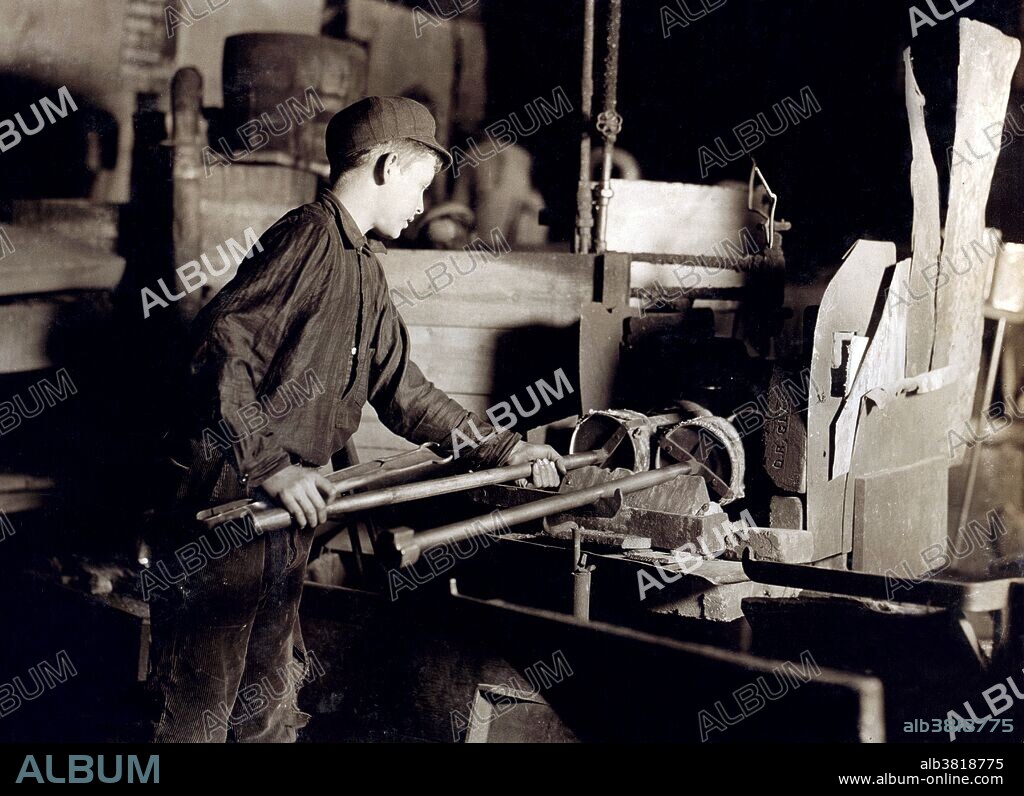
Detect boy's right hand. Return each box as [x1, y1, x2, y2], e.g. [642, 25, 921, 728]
[260, 464, 336, 528]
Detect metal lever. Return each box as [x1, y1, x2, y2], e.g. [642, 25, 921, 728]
[384, 461, 694, 568]
[199, 450, 608, 535]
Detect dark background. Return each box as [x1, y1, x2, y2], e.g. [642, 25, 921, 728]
[482, 0, 1023, 271]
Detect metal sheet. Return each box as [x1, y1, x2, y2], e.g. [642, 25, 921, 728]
[852, 458, 948, 576]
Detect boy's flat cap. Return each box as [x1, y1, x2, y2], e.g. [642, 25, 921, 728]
[326, 95, 452, 169]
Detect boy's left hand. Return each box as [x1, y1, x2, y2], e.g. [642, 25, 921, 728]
[505, 441, 566, 489]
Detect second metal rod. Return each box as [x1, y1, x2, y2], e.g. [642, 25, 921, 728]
[392, 461, 693, 567]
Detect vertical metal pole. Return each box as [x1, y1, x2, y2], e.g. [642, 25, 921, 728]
[572, 526, 594, 621]
[955, 318, 1007, 539]
[574, 0, 596, 254]
[170, 68, 205, 323]
[593, 0, 622, 255]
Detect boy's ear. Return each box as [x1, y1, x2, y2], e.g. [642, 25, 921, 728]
[375, 151, 399, 185]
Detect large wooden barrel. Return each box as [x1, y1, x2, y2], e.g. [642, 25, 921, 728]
[222, 33, 368, 168]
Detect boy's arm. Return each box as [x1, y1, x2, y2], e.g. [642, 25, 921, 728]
[367, 293, 523, 469]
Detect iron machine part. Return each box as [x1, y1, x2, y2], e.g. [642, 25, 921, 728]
[383, 461, 695, 568]
[569, 408, 686, 472]
[654, 415, 746, 505]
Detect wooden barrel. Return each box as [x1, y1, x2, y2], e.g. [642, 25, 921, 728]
[222, 33, 368, 168]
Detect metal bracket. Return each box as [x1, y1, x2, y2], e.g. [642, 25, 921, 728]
[592, 487, 625, 518]
[594, 251, 632, 309]
[748, 163, 790, 250]
[657, 436, 734, 503]
[195, 499, 260, 531]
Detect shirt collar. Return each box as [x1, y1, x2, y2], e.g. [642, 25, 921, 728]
[318, 188, 387, 255]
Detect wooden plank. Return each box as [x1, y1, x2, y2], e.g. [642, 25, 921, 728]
[604, 180, 763, 256]
[0, 489, 52, 514]
[903, 49, 943, 377]
[380, 250, 592, 329]
[202, 162, 317, 208]
[392, 324, 579, 403]
[0, 470, 54, 514]
[932, 21, 1020, 441]
[0, 226, 125, 298]
[11, 200, 120, 255]
[631, 260, 749, 290]
[390, 324, 579, 411]
[0, 299, 61, 373]
[406, 326, 500, 396]
[0, 474, 55, 492]
[349, 318, 582, 460]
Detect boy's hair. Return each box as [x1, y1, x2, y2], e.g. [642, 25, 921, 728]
[330, 138, 443, 183]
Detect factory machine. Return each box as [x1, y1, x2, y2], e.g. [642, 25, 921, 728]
[173, 7, 1024, 744]
[2, 2, 1023, 745]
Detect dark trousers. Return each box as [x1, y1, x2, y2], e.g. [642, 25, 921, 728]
[147, 452, 317, 743]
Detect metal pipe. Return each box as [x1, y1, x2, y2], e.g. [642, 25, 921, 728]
[197, 448, 458, 529]
[572, 526, 594, 621]
[955, 317, 1007, 539]
[593, 0, 622, 254]
[387, 461, 693, 567]
[574, 0, 596, 254]
[573, 566, 593, 621]
[219, 450, 607, 535]
[327, 457, 460, 495]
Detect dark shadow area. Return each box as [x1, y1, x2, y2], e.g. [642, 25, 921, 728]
[484, 0, 1022, 271]
[0, 74, 119, 201]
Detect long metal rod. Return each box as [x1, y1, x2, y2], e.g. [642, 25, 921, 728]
[593, 0, 622, 254]
[238, 451, 607, 534]
[956, 317, 1007, 539]
[197, 447, 457, 528]
[574, 0, 596, 254]
[388, 461, 693, 567]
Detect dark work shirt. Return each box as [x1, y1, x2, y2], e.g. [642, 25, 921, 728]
[179, 188, 520, 496]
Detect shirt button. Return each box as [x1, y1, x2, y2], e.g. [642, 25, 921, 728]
[351, 347, 357, 357]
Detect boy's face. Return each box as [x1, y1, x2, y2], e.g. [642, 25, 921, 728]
[376, 154, 437, 238]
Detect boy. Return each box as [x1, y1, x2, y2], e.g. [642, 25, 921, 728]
[151, 96, 564, 742]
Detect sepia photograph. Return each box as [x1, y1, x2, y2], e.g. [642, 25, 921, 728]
[0, 0, 1022, 779]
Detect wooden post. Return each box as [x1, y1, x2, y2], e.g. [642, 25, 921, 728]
[170, 67, 205, 323]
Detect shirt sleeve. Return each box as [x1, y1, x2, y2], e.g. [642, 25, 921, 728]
[367, 289, 521, 469]
[189, 213, 332, 487]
